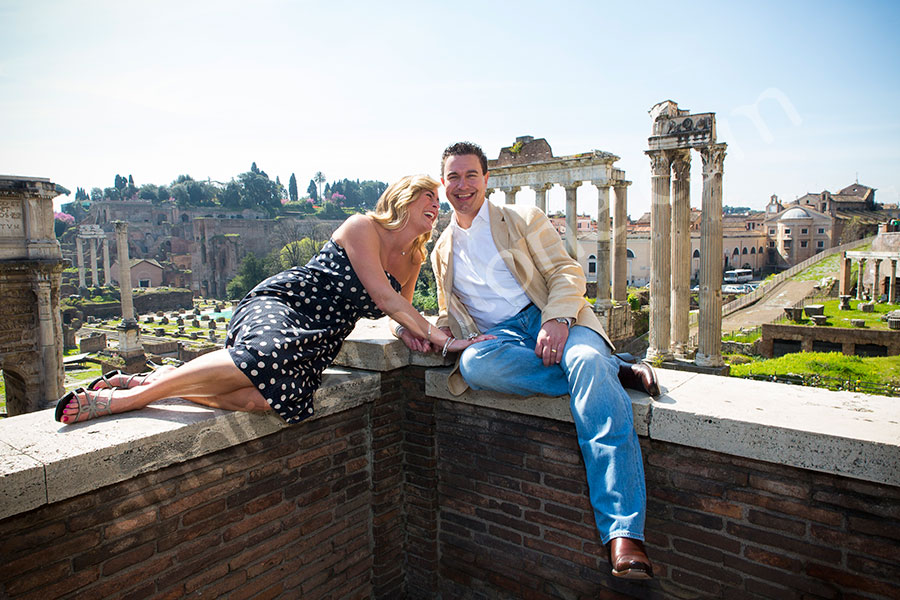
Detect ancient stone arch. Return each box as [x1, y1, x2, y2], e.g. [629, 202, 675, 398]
[0, 176, 66, 415]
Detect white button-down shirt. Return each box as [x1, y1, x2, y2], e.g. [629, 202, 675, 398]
[451, 200, 531, 331]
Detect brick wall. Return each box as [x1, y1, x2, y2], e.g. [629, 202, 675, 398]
[3, 366, 898, 599]
[430, 401, 900, 600]
[0, 405, 380, 600]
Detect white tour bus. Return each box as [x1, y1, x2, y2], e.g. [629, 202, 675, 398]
[723, 268, 753, 283]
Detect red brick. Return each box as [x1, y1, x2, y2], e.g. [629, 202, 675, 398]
[158, 476, 244, 520]
[727, 488, 844, 526]
[747, 508, 807, 536]
[15, 566, 99, 600]
[813, 489, 900, 520]
[669, 471, 727, 497]
[807, 562, 900, 597]
[524, 509, 595, 539]
[748, 473, 810, 499]
[727, 522, 842, 563]
[103, 507, 158, 538]
[848, 514, 900, 541]
[0, 521, 65, 555]
[101, 542, 156, 576]
[656, 520, 742, 553]
[743, 545, 802, 571]
[811, 523, 898, 562]
[5, 560, 71, 595]
[651, 486, 744, 518]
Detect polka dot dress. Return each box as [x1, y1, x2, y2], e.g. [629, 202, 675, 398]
[225, 239, 399, 424]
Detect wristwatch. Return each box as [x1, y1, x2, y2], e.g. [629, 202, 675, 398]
[554, 317, 572, 328]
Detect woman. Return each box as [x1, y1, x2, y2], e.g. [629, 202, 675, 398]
[56, 174, 491, 425]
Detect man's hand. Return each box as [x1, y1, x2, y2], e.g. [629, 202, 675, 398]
[535, 319, 569, 366]
[397, 327, 432, 353]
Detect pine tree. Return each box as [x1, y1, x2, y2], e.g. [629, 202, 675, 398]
[289, 173, 299, 203]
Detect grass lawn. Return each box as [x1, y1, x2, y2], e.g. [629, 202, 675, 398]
[779, 298, 900, 329]
[730, 351, 900, 390]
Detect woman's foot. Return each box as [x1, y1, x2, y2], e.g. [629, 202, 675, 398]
[55, 387, 116, 424]
[88, 365, 176, 391]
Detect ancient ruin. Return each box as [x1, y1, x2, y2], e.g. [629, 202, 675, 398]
[0, 176, 66, 415]
[646, 101, 727, 367]
[487, 136, 632, 340]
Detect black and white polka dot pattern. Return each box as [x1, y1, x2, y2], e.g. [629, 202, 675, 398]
[225, 239, 398, 424]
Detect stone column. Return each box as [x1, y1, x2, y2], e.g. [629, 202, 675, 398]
[114, 221, 144, 369]
[503, 186, 521, 205]
[75, 235, 86, 288]
[646, 150, 672, 361]
[594, 182, 611, 309]
[670, 150, 691, 357]
[34, 269, 63, 406]
[696, 143, 727, 368]
[611, 184, 629, 303]
[533, 183, 552, 214]
[857, 259, 866, 300]
[891, 259, 897, 304]
[873, 259, 882, 300]
[89, 237, 99, 287]
[564, 182, 581, 259]
[102, 237, 111, 286]
[839, 255, 852, 296]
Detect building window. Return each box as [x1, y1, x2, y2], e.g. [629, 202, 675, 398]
[783, 240, 792, 249]
[817, 240, 825, 248]
[784, 228, 791, 235]
[800, 240, 808, 248]
[768, 241, 776, 248]
[769, 228, 776, 235]
[801, 228, 808, 235]
[139, 279, 151, 288]
[818, 227, 825, 234]
[742, 247, 748, 254]
[588, 254, 596, 275]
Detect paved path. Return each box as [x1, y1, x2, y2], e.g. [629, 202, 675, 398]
[720, 279, 821, 334]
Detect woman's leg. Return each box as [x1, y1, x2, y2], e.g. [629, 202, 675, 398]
[58, 349, 270, 424]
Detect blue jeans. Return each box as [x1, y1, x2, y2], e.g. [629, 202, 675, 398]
[458, 304, 646, 544]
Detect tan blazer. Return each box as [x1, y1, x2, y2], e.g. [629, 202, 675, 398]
[432, 201, 613, 395]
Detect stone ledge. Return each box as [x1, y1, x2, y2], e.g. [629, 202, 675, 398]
[0, 367, 380, 521]
[426, 367, 900, 488]
[334, 317, 452, 371]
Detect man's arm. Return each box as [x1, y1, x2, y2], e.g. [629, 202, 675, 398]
[518, 208, 586, 365]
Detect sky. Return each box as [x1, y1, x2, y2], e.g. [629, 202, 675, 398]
[2, 0, 899, 218]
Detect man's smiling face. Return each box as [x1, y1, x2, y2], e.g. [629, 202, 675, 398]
[442, 154, 489, 229]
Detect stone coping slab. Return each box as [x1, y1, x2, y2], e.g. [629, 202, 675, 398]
[426, 367, 900, 488]
[334, 316, 452, 371]
[0, 367, 379, 521]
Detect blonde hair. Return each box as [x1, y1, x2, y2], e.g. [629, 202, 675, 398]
[367, 174, 440, 263]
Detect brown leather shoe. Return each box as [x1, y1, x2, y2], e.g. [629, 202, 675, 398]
[608, 537, 653, 579]
[618, 362, 660, 397]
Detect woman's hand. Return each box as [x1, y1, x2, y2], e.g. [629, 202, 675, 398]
[446, 333, 495, 353]
[397, 327, 433, 353]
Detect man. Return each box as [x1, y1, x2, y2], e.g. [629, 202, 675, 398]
[431, 141, 656, 579]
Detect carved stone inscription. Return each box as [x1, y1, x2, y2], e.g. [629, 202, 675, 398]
[0, 198, 24, 238]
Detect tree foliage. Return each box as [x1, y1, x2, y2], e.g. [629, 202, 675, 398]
[279, 238, 322, 270]
[225, 253, 269, 300]
[288, 173, 299, 203]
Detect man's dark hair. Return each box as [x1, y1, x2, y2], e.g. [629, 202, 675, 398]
[441, 142, 488, 176]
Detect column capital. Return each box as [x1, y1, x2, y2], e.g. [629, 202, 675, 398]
[531, 182, 553, 192]
[502, 186, 522, 193]
[591, 180, 612, 190]
[671, 149, 691, 181]
[700, 143, 727, 175]
[563, 181, 582, 192]
[646, 150, 671, 176]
